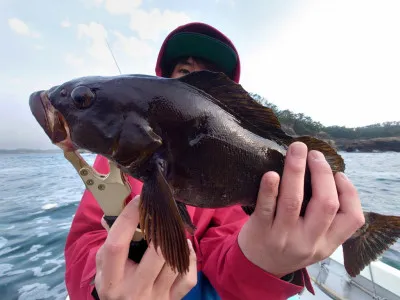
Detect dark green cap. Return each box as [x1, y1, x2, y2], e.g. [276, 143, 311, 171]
[163, 32, 238, 77]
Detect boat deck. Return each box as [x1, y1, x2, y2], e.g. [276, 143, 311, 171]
[298, 246, 400, 300]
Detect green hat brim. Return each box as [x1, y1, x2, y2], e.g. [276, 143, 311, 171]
[163, 32, 238, 76]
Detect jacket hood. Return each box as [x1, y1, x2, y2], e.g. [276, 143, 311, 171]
[155, 22, 241, 83]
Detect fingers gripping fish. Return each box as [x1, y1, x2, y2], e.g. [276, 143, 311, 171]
[29, 70, 400, 277]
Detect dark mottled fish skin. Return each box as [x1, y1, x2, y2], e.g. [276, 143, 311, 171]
[29, 70, 400, 277]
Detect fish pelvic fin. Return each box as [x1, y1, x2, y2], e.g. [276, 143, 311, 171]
[177, 70, 291, 144]
[294, 136, 345, 173]
[343, 211, 400, 277]
[139, 161, 190, 274]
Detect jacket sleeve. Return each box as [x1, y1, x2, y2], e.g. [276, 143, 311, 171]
[64, 155, 144, 300]
[198, 205, 314, 300]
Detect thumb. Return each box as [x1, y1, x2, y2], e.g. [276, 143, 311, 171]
[252, 171, 280, 227]
[106, 195, 141, 243]
[101, 195, 141, 232]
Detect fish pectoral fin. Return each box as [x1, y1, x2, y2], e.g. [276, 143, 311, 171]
[113, 113, 162, 167]
[177, 70, 290, 142]
[139, 162, 190, 274]
[342, 211, 400, 277]
[176, 201, 196, 234]
[294, 136, 345, 173]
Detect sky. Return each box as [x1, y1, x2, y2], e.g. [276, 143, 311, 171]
[1, 0, 399, 149]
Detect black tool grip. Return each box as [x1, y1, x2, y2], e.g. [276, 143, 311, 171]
[103, 215, 148, 263]
[103, 215, 118, 228]
[92, 216, 148, 299]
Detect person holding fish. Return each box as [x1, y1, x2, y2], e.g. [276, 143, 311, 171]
[57, 23, 377, 300]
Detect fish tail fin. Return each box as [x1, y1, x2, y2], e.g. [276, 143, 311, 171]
[343, 211, 400, 277]
[294, 136, 345, 173]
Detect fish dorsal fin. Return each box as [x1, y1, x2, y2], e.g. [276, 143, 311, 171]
[177, 71, 346, 174]
[294, 136, 345, 173]
[177, 71, 291, 143]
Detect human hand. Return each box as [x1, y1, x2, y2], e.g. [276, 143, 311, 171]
[95, 196, 198, 300]
[238, 142, 365, 278]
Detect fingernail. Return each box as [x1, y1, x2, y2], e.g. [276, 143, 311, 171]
[310, 150, 325, 161]
[290, 142, 307, 158]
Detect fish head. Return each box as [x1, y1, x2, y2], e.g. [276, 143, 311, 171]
[29, 76, 134, 156]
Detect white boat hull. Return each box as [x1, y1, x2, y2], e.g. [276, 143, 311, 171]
[300, 246, 400, 299]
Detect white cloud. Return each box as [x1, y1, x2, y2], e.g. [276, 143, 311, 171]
[8, 18, 29, 34]
[104, 0, 142, 15]
[8, 18, 41, 38]
[61, 19, 71, 28]
[241, 0, 400, 127]
[112, 30, 154, 59]
[93, 0, 191, 41]
[73, 22, 121, 75]
[66, 21, 155, 76]
[77, 22, 110, 61]
[84, 0, 141, 13]
[129, 8, 191, 41]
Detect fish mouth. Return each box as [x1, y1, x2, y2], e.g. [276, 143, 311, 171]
[29, 91, 75, 151]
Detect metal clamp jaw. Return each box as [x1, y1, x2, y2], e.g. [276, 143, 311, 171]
[64, 151, 143, 241]
[63, 151, 149, 300]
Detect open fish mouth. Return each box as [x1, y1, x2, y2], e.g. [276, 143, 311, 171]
[29, 91, 74, 151]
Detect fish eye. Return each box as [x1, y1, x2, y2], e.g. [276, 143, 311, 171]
[60, 89, 67, 97]
[70, 86, 95, 109]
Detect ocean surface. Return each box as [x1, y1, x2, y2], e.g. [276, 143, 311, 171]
[0, 152, 399, 299]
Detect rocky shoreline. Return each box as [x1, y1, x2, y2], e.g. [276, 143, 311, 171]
[334, 137, 400, 153]
[281, 125, 400, 153]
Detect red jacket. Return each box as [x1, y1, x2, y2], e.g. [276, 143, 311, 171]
[64, 154, 314, 299]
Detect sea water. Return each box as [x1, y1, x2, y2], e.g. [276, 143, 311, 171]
[0, 152, 399, 300]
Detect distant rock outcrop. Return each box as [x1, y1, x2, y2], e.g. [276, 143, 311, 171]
[280, 123, 400, 153]
[251, 92, 400, 153]
[334, 137, 400, 152]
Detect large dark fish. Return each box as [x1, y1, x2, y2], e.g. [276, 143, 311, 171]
[29, 70, 400, 277]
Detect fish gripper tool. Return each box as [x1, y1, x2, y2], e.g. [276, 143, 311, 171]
[63, 151, 148, 264]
